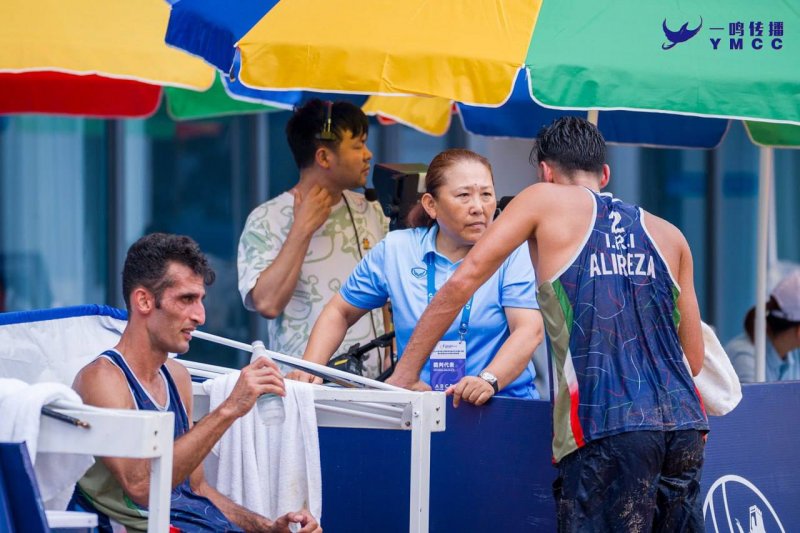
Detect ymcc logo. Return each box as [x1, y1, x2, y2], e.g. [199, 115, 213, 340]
[703, 475, 785, 533]
[661, 18, 784, 51]
[662, 18, 703, 49]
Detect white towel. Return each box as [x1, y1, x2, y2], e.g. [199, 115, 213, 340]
[202, 374, 322, 523]
[0, 378, 95, 510]
[684, 322, 743, 416]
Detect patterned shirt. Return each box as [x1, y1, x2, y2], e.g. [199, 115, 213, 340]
[537, 190, 708, 462]
[238, 190, 388, 376]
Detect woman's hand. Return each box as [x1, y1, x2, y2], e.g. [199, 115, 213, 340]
[445, 376, 495, 407]
[286, 370, 323, 384]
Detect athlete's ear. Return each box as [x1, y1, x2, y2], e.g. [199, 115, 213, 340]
[538, 161, 553, 183]
[133, 287, 153, 314]
[599, 164, 611, 189]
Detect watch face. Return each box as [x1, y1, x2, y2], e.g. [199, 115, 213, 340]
[480, 371, 499, 393]
[480, 371, 497, 383]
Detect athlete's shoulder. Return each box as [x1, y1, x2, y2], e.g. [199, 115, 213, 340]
[165, 357, 193, 408]
[511, 182, 576, 209]
[640, 210, 691, 270]
[76, 354, 123, 383]
[165, 357, 190, 382]
[641, 210, 687, 244]
[72, 354, 132, 409]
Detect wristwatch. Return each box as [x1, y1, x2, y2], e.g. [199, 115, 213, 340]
[479, 371, 499, 394]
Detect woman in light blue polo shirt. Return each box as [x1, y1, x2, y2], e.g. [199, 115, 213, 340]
[290, 149, 544, 404]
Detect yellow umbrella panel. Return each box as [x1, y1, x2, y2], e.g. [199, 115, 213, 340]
[237, 0, 541, 105]
[0, 0, 214, 91]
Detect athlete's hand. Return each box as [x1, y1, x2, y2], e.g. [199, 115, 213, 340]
[270, 509, 322, 533]
[222, 357, 285, 418]
[386, 371, 431, 392]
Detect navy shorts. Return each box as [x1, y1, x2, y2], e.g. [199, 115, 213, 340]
[553, 429, 706, 532]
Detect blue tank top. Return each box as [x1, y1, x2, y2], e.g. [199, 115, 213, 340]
[537, 191, 708, 462]
[101, 350, 242, 533]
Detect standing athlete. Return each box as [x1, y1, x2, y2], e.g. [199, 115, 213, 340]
[389, 117, 709, 531]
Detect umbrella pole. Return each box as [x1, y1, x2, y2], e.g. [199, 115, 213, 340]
[587, 109, 599, 125]
[755, 147, 773, 382]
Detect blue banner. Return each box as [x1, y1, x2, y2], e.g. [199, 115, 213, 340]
[320, 382, 799, 531]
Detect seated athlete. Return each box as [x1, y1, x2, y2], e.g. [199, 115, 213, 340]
[72, 233, 321, 533]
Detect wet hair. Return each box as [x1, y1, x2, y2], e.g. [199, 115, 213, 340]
[406, 149, 494, 228]
[529, 116, 606, 178]
[122, 233, 215, 311]
[743, 296, 800, 342]
[285, 99, 369, 170]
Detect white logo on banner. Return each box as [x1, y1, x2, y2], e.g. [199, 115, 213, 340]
[704, 475, 785, 533]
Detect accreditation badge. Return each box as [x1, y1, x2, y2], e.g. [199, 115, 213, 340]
[429, 340, 466, 391]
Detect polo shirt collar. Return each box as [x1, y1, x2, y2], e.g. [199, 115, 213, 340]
[420, 223, 466, 267]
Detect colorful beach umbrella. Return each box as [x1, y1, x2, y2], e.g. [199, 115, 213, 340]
[164, 1, 724, 147]
[165, 74, 277, 121]
[167, 0, 800, 125]
[0, 0, 215, 118]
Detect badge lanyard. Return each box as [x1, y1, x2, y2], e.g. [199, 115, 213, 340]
[425, 255, 473, 341]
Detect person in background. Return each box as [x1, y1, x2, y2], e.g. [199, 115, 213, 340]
[290, 149, 543, 405]
[0, 271, 5, 312]
[388, 118, 708, 530]
[72, 233, 320, 533]
[726, 269, 800, 382]
[237, 99, 388, 376]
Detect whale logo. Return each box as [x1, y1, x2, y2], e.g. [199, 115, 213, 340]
[662, 17, 703, 49]
[703, 475, 785, 533]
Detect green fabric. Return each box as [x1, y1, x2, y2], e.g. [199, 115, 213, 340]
[527, 1, 800, 124]
[672, 284, 681, 329]
[552, 279, 573, 334]
[745, 121, 800, 147]
[537, 279, 579, 461]
[165, 74, 276, 120]
[78, 461, 149, 533]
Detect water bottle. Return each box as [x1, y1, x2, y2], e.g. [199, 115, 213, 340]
[251, 340, 285, 426]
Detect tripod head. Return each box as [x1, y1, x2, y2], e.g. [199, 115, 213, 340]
[327, 331, 396, 377]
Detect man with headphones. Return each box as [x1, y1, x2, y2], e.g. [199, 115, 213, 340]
[237, 99, 388, 376]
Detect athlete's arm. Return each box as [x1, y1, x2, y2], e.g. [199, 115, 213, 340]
[74, 356, 285, 506]
[72, 360, 152, 505]
[388, 184, 545, 389]
[173, 361, 320, 531]
[674, 234, 704, 376]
